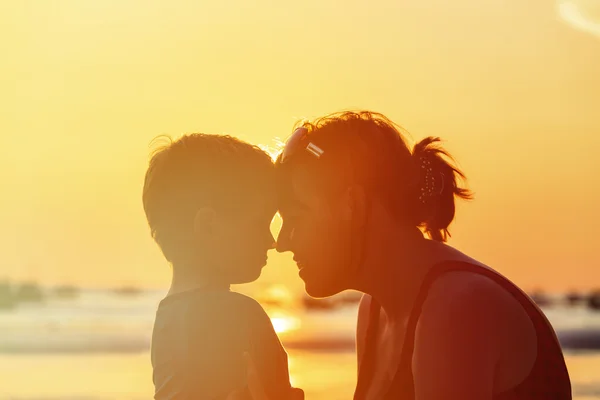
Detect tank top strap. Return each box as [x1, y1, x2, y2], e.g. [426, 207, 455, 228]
[353, 295, 382, 399]
[386, 260, 570, 399]
[355, 261, 462, 400]
[385, 260, 468, 398]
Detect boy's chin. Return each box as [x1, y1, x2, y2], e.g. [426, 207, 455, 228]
[228, 268, 263, 285]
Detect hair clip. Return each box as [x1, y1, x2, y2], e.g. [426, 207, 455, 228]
[306, 142, 324, 158]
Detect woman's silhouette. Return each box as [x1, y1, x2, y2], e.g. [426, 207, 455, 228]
[269, 111, 571, 400]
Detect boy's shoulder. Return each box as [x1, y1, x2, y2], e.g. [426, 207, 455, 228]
[154, 290, 273, 341]
[170, 290, 270, 321]
[226, 291, 271, 321]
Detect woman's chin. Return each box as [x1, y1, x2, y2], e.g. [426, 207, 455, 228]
[302, 276, 340, 299]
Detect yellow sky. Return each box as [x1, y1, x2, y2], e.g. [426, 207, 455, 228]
[1, 0, 599, 292]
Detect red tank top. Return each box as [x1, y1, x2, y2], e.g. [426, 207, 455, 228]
[354, 261, 572, 400]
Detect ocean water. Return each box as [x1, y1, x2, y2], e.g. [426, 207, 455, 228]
[0, 290, 599, 399]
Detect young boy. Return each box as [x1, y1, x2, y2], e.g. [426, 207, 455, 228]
[142, 133, 294, 400]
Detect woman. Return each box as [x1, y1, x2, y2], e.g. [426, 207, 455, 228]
[268, 111, 570, 400]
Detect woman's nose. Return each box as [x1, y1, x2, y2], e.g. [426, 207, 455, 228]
[266, 230, 276, 250]
[276, 227, 293, 253]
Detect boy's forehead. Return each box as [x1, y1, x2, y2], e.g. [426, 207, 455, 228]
[226, 182, 275, 208]
[248, 187, 278, 206]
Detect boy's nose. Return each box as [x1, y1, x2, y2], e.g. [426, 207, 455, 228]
[267, 231, 276, 250]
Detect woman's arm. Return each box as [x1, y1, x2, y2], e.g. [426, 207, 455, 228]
[356, 293, 372, 375]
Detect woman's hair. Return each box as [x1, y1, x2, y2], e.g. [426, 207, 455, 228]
[275, 111, 473, 242]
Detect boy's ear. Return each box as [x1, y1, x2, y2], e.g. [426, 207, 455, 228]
[193, 207, 217, 236]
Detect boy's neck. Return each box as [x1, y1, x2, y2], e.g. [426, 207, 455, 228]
[168, 266, 230, 296]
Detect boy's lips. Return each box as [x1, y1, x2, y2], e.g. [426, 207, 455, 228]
[257, 254, 268, 266]
[293, 257, 304, 270]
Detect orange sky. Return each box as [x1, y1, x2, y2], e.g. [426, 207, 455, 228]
[1, 0, 599, 292]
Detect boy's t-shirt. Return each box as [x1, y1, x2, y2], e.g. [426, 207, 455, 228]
[151, 289, 291, 400]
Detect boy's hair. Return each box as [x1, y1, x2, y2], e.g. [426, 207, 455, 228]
[142, 133, 275, 264]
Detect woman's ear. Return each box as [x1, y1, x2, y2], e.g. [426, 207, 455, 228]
[340, 184, 367, 227]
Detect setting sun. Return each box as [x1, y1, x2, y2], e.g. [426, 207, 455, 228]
[270, 314, 302, 335]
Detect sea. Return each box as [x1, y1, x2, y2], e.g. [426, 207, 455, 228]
[0, 289, 599, 400]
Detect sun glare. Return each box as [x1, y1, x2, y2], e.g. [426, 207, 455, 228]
[264, 284, 293, 302]
[270, 314, 301, 334]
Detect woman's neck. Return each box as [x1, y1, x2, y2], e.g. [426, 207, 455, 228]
[353, 225, 434, 322]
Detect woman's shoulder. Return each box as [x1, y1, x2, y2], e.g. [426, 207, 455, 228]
[424, 241, 490, 270]
[356, 293, 374, 364]
[419, 252, 537, 347]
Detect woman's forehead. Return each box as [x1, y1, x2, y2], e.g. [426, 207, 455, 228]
[284, 173, 336, 213]
[277, 182, 312, 212]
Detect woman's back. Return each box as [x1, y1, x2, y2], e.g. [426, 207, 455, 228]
[355, 260, 571, 400]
